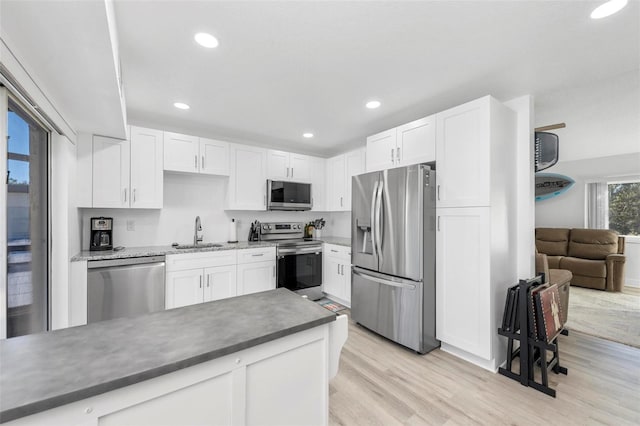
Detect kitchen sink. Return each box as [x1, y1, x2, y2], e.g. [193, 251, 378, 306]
[173, 243, 224, 249]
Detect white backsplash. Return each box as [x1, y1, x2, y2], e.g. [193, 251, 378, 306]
[80, 173, 350, 250]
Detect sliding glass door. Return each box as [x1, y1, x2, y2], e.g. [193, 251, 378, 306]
[5, 96, 50, 338]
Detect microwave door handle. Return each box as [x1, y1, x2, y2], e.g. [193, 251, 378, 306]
[370, 180, 378, 258]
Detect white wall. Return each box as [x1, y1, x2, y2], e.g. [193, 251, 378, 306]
[535, 70, 640, 287]
[80, 173, 342, 250]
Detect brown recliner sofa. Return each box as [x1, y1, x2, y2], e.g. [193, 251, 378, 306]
[535, 228, 626, 292]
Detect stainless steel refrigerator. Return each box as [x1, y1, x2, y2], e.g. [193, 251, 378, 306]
[351, 163, 439, 354]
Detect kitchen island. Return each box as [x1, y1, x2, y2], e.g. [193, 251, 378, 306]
[0, 289, 348, 425]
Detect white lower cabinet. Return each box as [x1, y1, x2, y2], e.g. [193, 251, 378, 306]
[204, 265, 237, 302]
[166, 269, 205, 309]
[237, 261, 276, 295]
[436, 207, 491, 360]
[322, 244, 351, 306]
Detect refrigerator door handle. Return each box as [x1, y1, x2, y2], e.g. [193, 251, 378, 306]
[370, 180, 379, 257]
[352, 267, 417, 290]
[375, 180, 383, 258]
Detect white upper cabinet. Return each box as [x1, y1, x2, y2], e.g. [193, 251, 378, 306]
[164, 132, 229, 176]
[227, 144, 267, 210]
[163, 132, 200, 173]
[396, 115, 436, 167]
[266, 150, 312, 182]
[435, 97, 491, 207]
[326, 148, 365, 212]
[366, 128, 397, 172]
[200, 138, 230, 176]
[310, 157, 326, 211]
[91, 128, 163, 209]
[366, 115, 435, 172]
[92, 135, 130, 208]
[130, 126, 163, 208]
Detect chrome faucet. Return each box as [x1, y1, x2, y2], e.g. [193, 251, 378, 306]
[194, 216, 203, 245]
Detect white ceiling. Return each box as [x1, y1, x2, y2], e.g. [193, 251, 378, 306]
[2, 1, 639, 156]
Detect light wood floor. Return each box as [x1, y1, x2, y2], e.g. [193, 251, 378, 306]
[329, 311, 640, 425]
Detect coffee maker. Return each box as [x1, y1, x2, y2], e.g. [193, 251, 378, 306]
[90, 217, 113, 251]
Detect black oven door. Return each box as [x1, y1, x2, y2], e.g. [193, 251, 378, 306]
[277, 247, 322, 291]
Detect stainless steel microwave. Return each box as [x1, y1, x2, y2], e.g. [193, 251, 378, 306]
[267, 180, 312, 211]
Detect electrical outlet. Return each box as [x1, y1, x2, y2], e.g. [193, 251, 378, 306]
[126, 220, 135, 231]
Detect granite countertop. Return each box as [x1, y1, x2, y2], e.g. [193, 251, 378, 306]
[71, 238, 351, 262]
[0, 289, 336, 423]
[71, 241, 277, 262]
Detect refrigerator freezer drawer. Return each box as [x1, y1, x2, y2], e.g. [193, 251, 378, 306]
[351, 267, 424, 352]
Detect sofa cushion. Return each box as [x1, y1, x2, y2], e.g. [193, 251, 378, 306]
[547, 256, 563, 269]
[568, 229, 618, 260]
[536, 228, 570, 256]
[560, 257, 607, 278]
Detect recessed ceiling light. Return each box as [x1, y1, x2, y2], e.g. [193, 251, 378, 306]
[173, 102, 190, 110]
[194, 32, 219, 48]
[303, 133, 314, 138]
[590, 0, 628, 19]
[366, 100, 381, 109]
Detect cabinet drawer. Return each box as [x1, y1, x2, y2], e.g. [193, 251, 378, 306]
[324, 244, 350, 259]
[237, 247, 276, 264]
[167, 250, 237, 272]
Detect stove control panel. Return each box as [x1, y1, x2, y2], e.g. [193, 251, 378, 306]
[259, 222, 305, 240]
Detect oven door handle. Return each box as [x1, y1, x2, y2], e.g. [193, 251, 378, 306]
[278, 247, 323, 255]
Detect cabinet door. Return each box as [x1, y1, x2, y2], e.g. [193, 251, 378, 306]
[366, 128, 396, 172]
[237, 261, 276, 295]
[322, 256, 344, 299]
[92, 135, 130, 208]
[130, 126, 163, 209]
[345, 148, 365, 212]
[436, 207, 491, 359]
[290, 153, 311, 182]
[310, 157, 326, 211]
[396, 115, 436, 167]
[204, 265, 237, 302]
[435, 97, 490, 207]
[227, 144, 267, 210]
[166, 269, 204, 309]
[266, 150, 290, 180]
[200, 138, 230, 176]
[343, 260, 352, 306]
[327, 155, 345, 211]
[163, 132, 200, 173]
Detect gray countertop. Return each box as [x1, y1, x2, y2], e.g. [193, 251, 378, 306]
[70, 241, 277, 262]
[0, 289, 336, 423]
[71, 238, 351, 262]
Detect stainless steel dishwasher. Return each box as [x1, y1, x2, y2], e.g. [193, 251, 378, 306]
[87, 256, 166, 323]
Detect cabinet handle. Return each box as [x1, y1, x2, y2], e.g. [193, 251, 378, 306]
[337, 264, 340, 275]
[286, 167, 289, 178]
[273, 266, 275, 277]
[207, 275, 210, 287]
[291, 167, 293, 178]
[340, 264, 344, 275]
[202, 156, 205, 169]
[133, 188, 136, 203]
[340, 196, 343, 207]
[263, 195, 266, 206]
[390, 148, 394, 164]
[437, 185, 440, 201]
[123, 188, 127, 203]
[331, 249, 339, 253]
[252, 253, 264, 257]
[199, 276, 202, 288]
[195, 155, 198, 169]
[396, 147, 400, 162]
[437, 216, 440, 232]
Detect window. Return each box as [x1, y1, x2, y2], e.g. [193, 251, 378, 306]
[6, 98, 50, 338]
[608, 182, 640, 236]
[586, 180, 640, 236]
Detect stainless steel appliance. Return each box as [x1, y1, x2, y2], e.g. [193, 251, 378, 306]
[87, 256, 166, 323]
[351, 164, 438, 354]
[267, 180, 312, 211]
[90, 217, 113, 251]
[260, 222, 323, 299]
